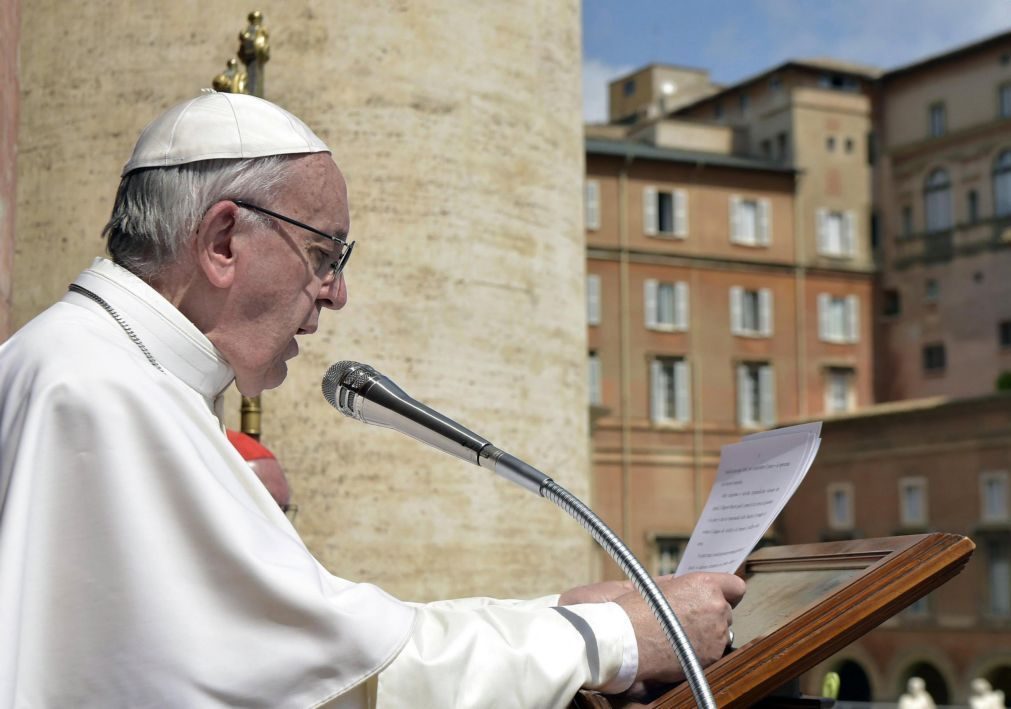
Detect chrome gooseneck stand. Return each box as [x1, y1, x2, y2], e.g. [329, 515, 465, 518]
[479, 447, 717, 709]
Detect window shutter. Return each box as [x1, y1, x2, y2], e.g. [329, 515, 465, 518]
[650, 359, 665, 422]
[818, 293, 831, 342]
[643, 186, 658, 236]
[758, 199, 771, 245]
[816, 209, 828, 254]
[674, 189, 688, 237]
[588, 353, 602, 406]
[587, 274, 601, 326]
[585, 180, 601, 230]
[730, 286, 743, 335]
[759, 365, 776, 426]
[759, 288, 773, 336]
[846, 295, 860, 343]
[674, 281, 689, 331]
[674, 360, 691, 423]
[729, 195, 741, 243]
[843, 210, 856, 256]
[644, 279, 658, 329]
[737, 364, 751, 427]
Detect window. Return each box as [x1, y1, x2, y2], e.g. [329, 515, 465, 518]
[826, 136, 836, 152]
[994, 151, 1011, 217]
[777, 132, 788, 162]
[867, 131, 877, 165]
[968, 189, 979, 223]
[824, 367, 856, 414]
[714, 101, 724, 120]
[905, 594, 930, 618]
[817, 209, 856, 257]
[584, 180, 601, 231]
[737, 362, 775, 428]
[981, 471, 1009, 523]
[655, 537, 688, 576]
[827, 482, 854, 530]
[730, 287, 773, 337]
[883, 288, 901, 317]
[924, 169, 952, 232]
[650, 356, 691, 424]
[845, 137, 854, 154]
[622, 79, 636, 97]
[923, 343, 946, 373]
[739, 93, 749, 115]
[925, 278, 940, 303]
[643, 187, 688, 238]
[870, 212, 880, 250]
[644, 280, 689, 331]
[769, 76, 782, 91]
[1000, 82, 1011, 118]
[1000, 320, 1011, 347]
[928, 102, 946, 138]
[817, 294, 860, 344]
[760, 139, 772, 158]
[588, 351, 602, 406]
[729, 196, 771, 246]
[586, 274, 601, 326]
[902, 205, 913, 236]
[899, 477, 928, 527]
[986, 537, 1011, 616]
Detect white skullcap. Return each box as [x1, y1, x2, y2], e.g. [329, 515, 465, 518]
[122, 91, 330, 176]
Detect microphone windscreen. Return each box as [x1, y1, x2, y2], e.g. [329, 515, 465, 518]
[322, 360, 361, 407]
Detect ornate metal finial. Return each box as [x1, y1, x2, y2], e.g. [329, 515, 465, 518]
[212, 58, 247, 94]
[210, 11, 269, 98]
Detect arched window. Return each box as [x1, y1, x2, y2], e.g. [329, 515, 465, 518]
[994, 150, 1011, 217]
[924, 168, 952, 232]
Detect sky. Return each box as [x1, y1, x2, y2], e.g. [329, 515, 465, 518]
[582, 0, 1011, 122]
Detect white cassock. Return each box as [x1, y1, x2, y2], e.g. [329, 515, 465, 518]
[0, 258, 636, 708]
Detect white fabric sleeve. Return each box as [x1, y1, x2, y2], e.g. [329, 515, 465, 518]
[375, 599, 638, 708]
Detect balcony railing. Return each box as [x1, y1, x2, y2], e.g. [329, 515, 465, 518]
[892, 216, 1011, 269]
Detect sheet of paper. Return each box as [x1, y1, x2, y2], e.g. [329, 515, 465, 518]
[675, 423, 821, 576]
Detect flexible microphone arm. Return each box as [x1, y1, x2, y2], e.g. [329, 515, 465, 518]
[322, 362, 716, 709]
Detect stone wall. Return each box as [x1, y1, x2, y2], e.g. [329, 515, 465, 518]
[15, 1, 592, 600]
[0, 0, 18, 341]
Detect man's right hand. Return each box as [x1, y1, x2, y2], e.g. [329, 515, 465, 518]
[615, 572, 746, 685]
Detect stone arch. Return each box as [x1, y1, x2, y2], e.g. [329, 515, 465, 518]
[888, 646, 960, 704]
[967, 651, 1011, 702]
[804, 644, 884, 700]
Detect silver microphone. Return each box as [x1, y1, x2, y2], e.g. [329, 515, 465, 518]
[321, 361, 550, 494]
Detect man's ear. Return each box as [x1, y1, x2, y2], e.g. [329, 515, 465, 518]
[193, 201, 242, 288]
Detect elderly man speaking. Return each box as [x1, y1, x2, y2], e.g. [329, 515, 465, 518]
[0, 92, 744, 708]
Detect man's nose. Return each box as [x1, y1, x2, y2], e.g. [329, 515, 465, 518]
[318, 273, 347, 311]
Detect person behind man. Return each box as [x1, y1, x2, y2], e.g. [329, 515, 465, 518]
[0, 92, 744, 707]
[226, 428, 295, 518]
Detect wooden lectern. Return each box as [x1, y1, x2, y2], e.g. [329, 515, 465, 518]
[571, 533, 974, 709]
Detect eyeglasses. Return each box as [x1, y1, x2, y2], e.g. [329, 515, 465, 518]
[233, 199, 355, 278]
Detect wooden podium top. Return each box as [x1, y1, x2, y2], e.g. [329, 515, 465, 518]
[572, 533, 974, 709]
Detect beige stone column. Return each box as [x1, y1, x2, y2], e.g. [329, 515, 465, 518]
[0, 0, 18, 342]
[15, 1, 591, 600]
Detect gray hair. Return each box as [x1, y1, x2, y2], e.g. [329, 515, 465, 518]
[104, 155, 299, 279]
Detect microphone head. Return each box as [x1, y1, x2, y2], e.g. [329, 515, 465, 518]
[321, 361, 379, 413]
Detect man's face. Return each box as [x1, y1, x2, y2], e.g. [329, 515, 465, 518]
[224, 153, 350, 395]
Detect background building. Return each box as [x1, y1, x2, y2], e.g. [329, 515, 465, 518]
[778, 393, 1011, 705]
[873, 30, 1011, 403]
[588, 62, 876, 578]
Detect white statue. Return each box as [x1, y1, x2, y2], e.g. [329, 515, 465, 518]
[898, 677, 937, 709]
[970, 678, 1006, 709]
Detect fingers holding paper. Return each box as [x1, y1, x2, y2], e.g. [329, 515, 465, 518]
[616, 571, 746, 685]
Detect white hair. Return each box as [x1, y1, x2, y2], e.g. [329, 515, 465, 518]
[103, 155, 299, 279]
